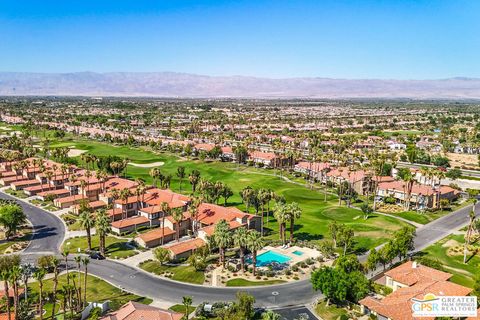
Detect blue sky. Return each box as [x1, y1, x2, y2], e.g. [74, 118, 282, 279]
[0, 0, 479, 79]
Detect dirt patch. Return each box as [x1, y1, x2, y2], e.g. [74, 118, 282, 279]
[128, 161, 165, 168]
[447, 152, 479, 169]
[442, 239, 461, 248]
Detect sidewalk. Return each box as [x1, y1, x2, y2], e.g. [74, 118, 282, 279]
[119, 249, 154, 266]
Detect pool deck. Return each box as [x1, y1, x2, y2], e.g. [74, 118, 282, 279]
[258, 245, 321, 265]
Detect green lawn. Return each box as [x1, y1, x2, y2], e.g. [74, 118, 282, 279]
[421, 234, 480, 287]
[140, 260, 205, 284]
[169, 304, 196, 316]
[63, 235, 138, 259]
[61, 213, 83, 231]
[29, 272, 152, 316]
[314, 300, 348, 320]
[11, 126, 412, 252]
[5, 188, 29, 198]
[225, 278, 286, 287]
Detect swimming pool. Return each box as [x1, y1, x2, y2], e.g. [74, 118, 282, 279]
[250, 250, 291, 266]
[292, 250, 304, 256]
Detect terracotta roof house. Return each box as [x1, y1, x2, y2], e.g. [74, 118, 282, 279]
[359, 261, 473, 320]
[100, 301, 183, 320]
[376, 181, 459, 209]
[164, 238, 206, 260]
[189, 203, 260, 234]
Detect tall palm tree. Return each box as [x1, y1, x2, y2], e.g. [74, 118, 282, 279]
[33, 268, 47, 320]
[464, 202, 477, 264]
[177, 166, 186, 191]
[247, 230, 264, 276]
[172, 208, 184, 242]
[79, 210, 95, 251]
[149, 168, 159, 187]
[50, 257, 60, 319]
[257, 189, 269, 236]
[96, 209, 111, 256]
[286, 202, 302, 243]
[0, 267, 12, 320]
[160, 202, 171, 245]
[213, 220, 232, 269]
[9, 265, 21, 319]
[182, 296, 193, 319]
[188, 170, 201, 193]
[62, 249, 70, 286]
[82, 257, 90, 307]
[110, 188, 120, 220]
[74, 256, 83, 307]
[233, 227, 249, 272]
[273, 202, 287, 245]
[120, 188, 132, 219]
[188, 197, 201, 235]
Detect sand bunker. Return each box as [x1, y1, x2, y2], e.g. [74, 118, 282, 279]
[128, 161, 165, 168]
[68, 149, 88, 157]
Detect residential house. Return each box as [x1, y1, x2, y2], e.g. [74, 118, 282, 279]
[360, 261, 472, 320]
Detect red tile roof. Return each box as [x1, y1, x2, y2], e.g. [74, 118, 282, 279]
[111, 216, 150, 229]
[166, 238, 205, 256]
[101, 301, 183, 320]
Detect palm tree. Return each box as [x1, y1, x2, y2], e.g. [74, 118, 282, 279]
[33, 268, 47, 320]
[172, 207, 184, 242]
[286, 202, 302, 243]
[19, 263, 34, 301]
[273, 202, 287, 245]
[182, 296, 193, 319]
[110, 188, 120, 220]
[82, 257, 90, 307]
[79, 210, 95, 250]
[74, 256, 83, 307]
[9, 265, 21, 320]
[189, 170, 201, 193]
[160, 201, 171, 245]
[0, 267, 12, 320]
[257, 189, 269, 235]
[188, 196, 201, 235]
[213, 220, 232, 269]
[233, 227, 249, 272]
[149, 168, 159, 187]
[50, 257, 60, 319]
[96, 209, 111, 256]
[62, 249, 70, 286]
[177, 166, 186, 191]
[464, 202, 477, 264]
[247, 230, 264, 276]
[120, 188, 132, 219]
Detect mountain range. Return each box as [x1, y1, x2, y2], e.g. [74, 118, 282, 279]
[0, 72, 479, 99]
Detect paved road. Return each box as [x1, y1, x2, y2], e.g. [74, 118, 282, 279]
[397, 161, 480, 178]
[273, 306, 319, 319]
[5, 190, 476, 307]
[413, 202, 477, 251]
[0, 192, 64, 256]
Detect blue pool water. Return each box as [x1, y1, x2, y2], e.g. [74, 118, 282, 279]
[250, 250, 291, 266]
[292, 250, 304, 256]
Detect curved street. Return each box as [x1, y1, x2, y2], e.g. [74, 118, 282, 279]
[2, 190, 477, 307]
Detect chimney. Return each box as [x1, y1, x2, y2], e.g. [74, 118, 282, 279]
[412, 261, 417, 269]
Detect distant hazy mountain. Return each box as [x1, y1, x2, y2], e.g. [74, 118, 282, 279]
[0, 72, 479, 99]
